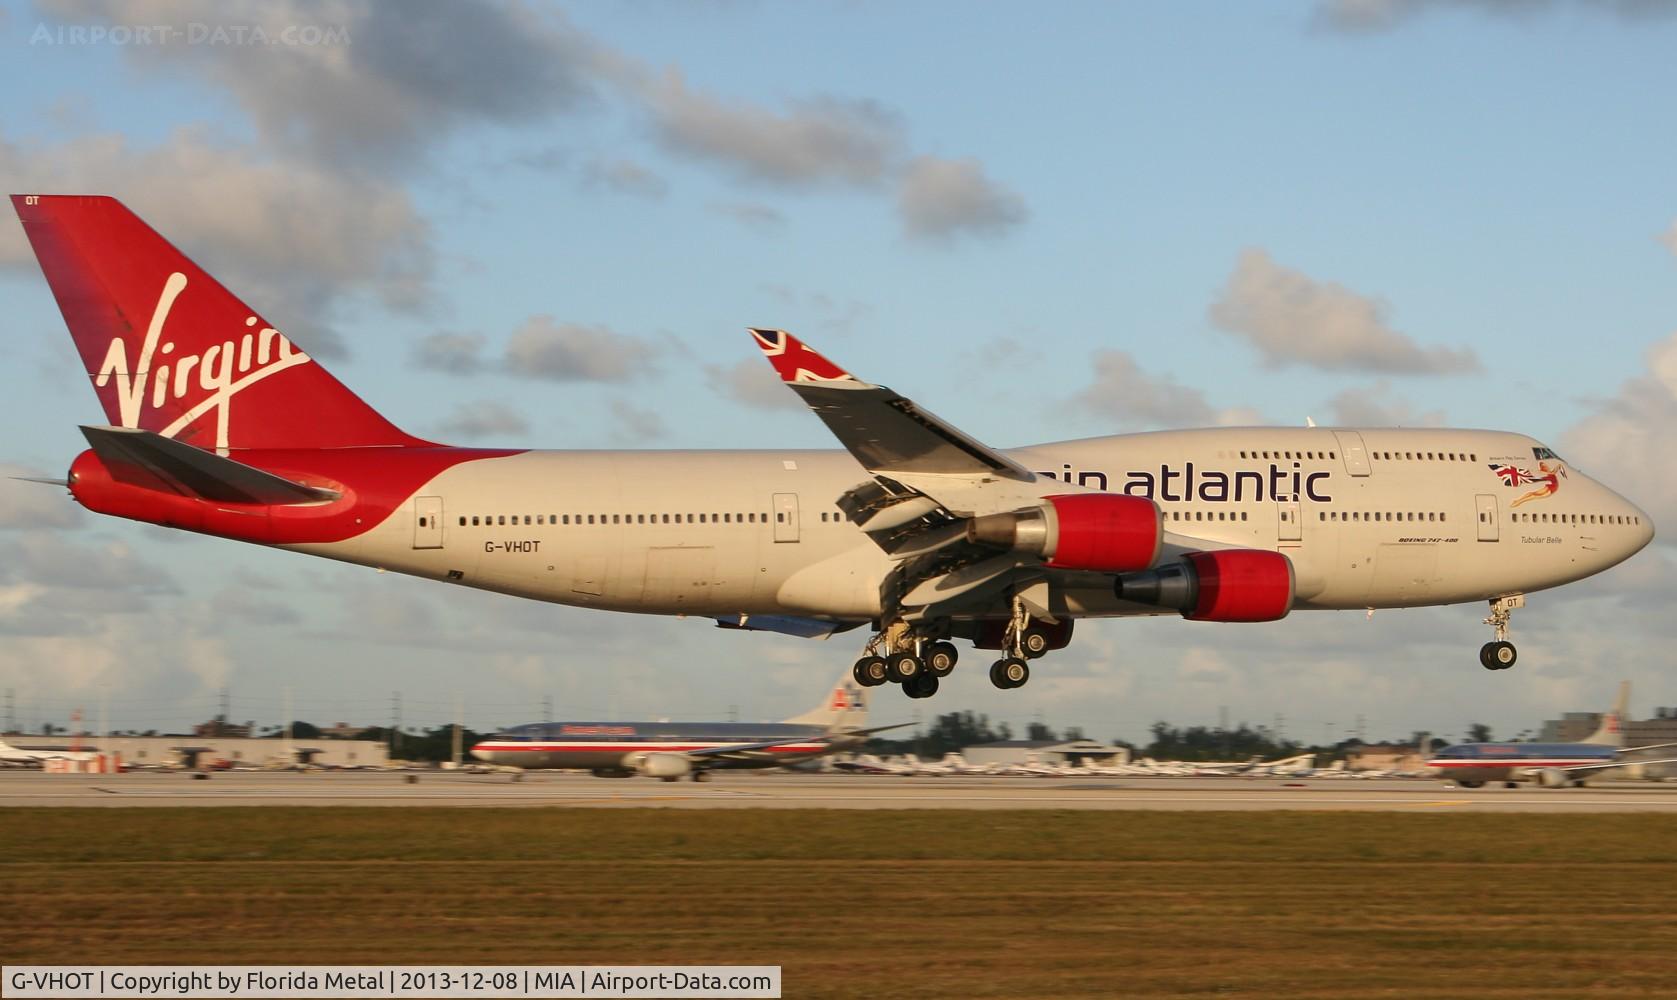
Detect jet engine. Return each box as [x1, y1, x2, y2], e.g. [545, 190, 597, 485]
[628, 752, 693, 780]
[1115, 549, 1294, 622]
[965, 494, 1161, 572]
[1535, 768, 1572, 789]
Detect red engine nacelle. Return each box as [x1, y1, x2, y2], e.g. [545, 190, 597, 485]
[1115, 549, 1294, 623]
[966, 494, 1161, 573]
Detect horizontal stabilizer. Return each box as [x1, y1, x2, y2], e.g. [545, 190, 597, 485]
[80, 426, 338, 505]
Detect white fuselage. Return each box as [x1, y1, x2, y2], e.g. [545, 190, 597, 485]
[288, 427, 1653, 623]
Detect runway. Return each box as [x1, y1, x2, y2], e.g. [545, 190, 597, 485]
[7, 768, 1677, 811]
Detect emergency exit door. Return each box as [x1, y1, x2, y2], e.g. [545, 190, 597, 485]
[772, 493, 800, 543]
[413, 496, 444, 549]
[1475, 494, 1499, 542]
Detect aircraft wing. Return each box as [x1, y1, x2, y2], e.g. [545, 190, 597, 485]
[1558, 757, 1677, 773]
[1618, 743, 1677, 754]
[829, 722, 914, 739]
[684, 735, 842, 763]
[751, 329, 1093, 624]
[750, 329, 1036, 483]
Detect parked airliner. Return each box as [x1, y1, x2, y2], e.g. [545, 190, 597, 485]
[1427, 683, 1677, 788]
[10, 195, 1655, 700]
[469, 668, 899, 780]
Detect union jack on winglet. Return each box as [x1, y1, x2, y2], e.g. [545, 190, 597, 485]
[749, 328, 859, 384]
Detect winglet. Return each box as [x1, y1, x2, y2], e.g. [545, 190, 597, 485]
[749, 328, 858, 384]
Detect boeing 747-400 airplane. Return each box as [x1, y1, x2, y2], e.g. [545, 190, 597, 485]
[10, 195, 1655, 700]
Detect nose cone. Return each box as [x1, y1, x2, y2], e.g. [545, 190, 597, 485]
[468, 743, 493, 763]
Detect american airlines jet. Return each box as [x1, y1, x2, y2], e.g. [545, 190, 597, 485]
[10, 195, 1656, 700]
[470, 667, 900, 780]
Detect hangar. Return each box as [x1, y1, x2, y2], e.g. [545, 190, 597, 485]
[961, 739, 1131, 768]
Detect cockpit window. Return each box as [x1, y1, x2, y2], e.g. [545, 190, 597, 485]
[1532, 446, 1562, 461]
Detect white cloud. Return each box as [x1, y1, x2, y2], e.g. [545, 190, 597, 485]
[1313, 0, 1677, 33]
[1073, 350, 1220, 428]
[897, 156, 1028, 241]
[635, 69, 904, 186]
[583, 158, 668, 200]
[1208, 249, 1480, 375]
[1560, 331, 1677, 530]
[608, 398, 667, 444]
[0, 130, 434, 358]
[503, 316, 659, 383]
[434, 400, 531, 441]
[1662, 219, 1677, 257]
[1324, 381, 1447, 426]
[411, 332, 488, 375]
[706, 358, 803, 411]
[38, 0, 598, 170]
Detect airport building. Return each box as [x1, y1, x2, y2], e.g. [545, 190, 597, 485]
[3, 734, 389, 769]
[962, 739, 1132, 768]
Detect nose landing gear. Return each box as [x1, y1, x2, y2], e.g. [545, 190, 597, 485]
[1479, 595, 1524, 670]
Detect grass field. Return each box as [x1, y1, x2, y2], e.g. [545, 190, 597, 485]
[5, 809, 1677, 998]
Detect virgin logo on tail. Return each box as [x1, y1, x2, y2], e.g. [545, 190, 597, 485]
[94, 272, 312, 452]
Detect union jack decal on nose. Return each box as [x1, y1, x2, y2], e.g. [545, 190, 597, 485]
[1490, 464, 1536, 486]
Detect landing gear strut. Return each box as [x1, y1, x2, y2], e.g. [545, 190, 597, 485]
[1480, 595, 1523, 671]
[989, 595, 1052, 688]
[852, 622, 957, 698]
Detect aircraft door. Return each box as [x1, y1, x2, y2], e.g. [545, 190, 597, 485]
[1333, 431, 1371, 476]
[413, 496, 444, 549]
[1277, 499, 1302, 542]
[773, 493, 800, 543]
[1475, 494, 1499, 542]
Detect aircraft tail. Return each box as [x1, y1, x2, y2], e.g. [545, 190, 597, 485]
[1581, 681, 1631, 747]
[11, 194, 425, 453]
[781, 667, 868, 731]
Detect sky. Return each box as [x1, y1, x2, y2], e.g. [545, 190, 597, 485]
[1, 0, 1675, 746]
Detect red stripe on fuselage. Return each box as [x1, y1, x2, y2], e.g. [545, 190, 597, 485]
[473, 744, 828, 754]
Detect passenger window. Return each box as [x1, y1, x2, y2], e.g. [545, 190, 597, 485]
[777, 513, 786, 522]
[471, 516, 479, 526]
[458, 517, 466, 526]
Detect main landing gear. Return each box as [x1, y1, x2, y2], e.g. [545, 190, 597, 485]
[851, 623, 958, 700]
[986, 597, 1052, 691]
[1479, 595, 1524, 671]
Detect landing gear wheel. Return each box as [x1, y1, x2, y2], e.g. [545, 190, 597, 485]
[989, 657, 1030, 690]
[853, 656, 888, 687]
[1019, 627, 1052, 660]
[692, 771, 712, 782]
[925, 642, 958, 677]
[887, 653, 924, 684]
[904, 673, 940, 699]
[1456, 780, 1485, 789]
[1479, 641, 1517, 670]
